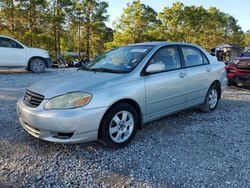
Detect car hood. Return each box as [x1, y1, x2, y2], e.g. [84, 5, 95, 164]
[28, 47, 49, 58]
[28, 47, 47, 53]
[28, 70, 125, 99]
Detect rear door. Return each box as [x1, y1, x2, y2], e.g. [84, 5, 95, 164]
[179, 45, 212, 106]
[0, 37, 26, 66]
[144, 45, 187, 120]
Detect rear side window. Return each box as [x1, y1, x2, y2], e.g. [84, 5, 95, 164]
[148, 46, 181, 72]
[181, 46, 206, 67]
[0, 38, 23, 48]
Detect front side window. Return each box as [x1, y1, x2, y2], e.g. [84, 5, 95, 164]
[181, 46, 204, 67]
[0, 38, 12, 48]
[0, 38, 23, 48]
[148, 46, 181, 72]
[84, 45, 153, 73]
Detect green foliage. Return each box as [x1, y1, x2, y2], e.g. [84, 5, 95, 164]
[159, 2, 245, 49]
[0, 0, 248, 58]
[111, 1, 246, 50]
[68, 0, 110, 58]
[106, 0, 160, 49]
[245, 32, 250, 46]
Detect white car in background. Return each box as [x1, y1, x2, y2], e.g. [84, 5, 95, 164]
[0, 36, 52, 73]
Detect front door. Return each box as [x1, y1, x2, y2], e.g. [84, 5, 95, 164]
[0, 37, 26, 66]
[144, 46, 187, 121]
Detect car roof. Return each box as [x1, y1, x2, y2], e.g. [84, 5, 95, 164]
[0, 35, 12, 39]
[126, 41, 197, 47]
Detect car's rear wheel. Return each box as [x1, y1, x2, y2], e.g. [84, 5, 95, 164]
[30, 58, 46, 73]
[200, 84, 219, 112]
[99, 103, 138, 148]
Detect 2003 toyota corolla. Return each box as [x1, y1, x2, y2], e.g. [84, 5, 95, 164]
[17, 42, 227, 148]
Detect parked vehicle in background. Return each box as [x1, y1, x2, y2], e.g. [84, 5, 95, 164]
[241, 48, 250, 57]
[68, 58, 90, 68]
[0, 36, 52, 73]
[226, 57, 250, 86]
[17, 42, 227, 148]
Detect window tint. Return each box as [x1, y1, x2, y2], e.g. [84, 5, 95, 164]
[181, 46, 204, 67]
[202, 54, 209, 64]
[0, 38, 23, 48]
[85, 45, 153, 72]
[148, 46, 181, 72]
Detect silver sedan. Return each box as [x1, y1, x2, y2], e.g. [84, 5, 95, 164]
[17, 42, 227, 148]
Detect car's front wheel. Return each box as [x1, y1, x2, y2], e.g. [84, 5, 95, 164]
[99, 103, 139, 148]
[30, 58, 46, 73]
[200, 84, 220, 112]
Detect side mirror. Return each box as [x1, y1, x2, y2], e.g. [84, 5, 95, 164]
[145, 63, 165, 73]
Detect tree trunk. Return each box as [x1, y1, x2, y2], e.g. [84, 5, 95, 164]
[54, 26, 57, 56]
[57, 30, 61, 54]
[86, 24, 90, 59]
[78, 24, 81, 58]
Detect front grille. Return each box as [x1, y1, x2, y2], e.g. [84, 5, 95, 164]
[23, 90, 44, 108]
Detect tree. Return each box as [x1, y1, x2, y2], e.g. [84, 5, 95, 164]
[158, 2, 245, 50]
[245, 31, 250, 46]
[48, 0, 73, 56]
[17, 0, 48, 47]
[106, 0, 160, 48]
[0, 0, 21, 37]
[68, 0, 109, 58]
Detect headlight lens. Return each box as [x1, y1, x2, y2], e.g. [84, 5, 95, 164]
[44, 92, 92, 109]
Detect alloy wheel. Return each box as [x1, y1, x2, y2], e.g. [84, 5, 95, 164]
[109, 110, 134, 143]
[208, 89, 218, 109]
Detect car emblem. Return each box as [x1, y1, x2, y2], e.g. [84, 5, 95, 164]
[27, 95, 32, 102]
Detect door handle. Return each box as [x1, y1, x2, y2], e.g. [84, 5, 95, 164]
[178, 72, 186, 78]
[206, 67, 212, 72]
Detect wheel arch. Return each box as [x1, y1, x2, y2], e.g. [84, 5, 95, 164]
[210, 80, 222, 99]
[27, 56, 48, 70]
[97, 98, 143, 139]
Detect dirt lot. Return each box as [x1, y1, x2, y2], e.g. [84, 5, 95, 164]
[0, 69, 250, 187]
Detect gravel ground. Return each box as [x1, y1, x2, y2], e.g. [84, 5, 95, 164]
[0, 68, 250, 188]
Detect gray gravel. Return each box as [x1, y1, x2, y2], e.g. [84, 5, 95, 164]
[0, 68, 250, 188]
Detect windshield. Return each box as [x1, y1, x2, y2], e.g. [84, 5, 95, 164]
[84, 45, 154, 73]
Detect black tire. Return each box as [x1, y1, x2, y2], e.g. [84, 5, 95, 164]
[99, 103, 139, 148]
[200, 84, 220, 113]
[30, 58, 46, 73]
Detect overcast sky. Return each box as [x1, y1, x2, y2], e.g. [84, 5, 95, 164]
[106, 0, 250, 32]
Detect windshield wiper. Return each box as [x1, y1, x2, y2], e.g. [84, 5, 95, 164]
[89, 67, 128, 73]
[78, 66, 91, 71]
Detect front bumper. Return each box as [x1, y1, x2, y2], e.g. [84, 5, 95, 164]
[227, 73, 250, 86]
[17, 99, 107, 143]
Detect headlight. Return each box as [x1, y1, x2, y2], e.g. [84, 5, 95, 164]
[228, 69, 236, 73]
[44, 92, 92, 109]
